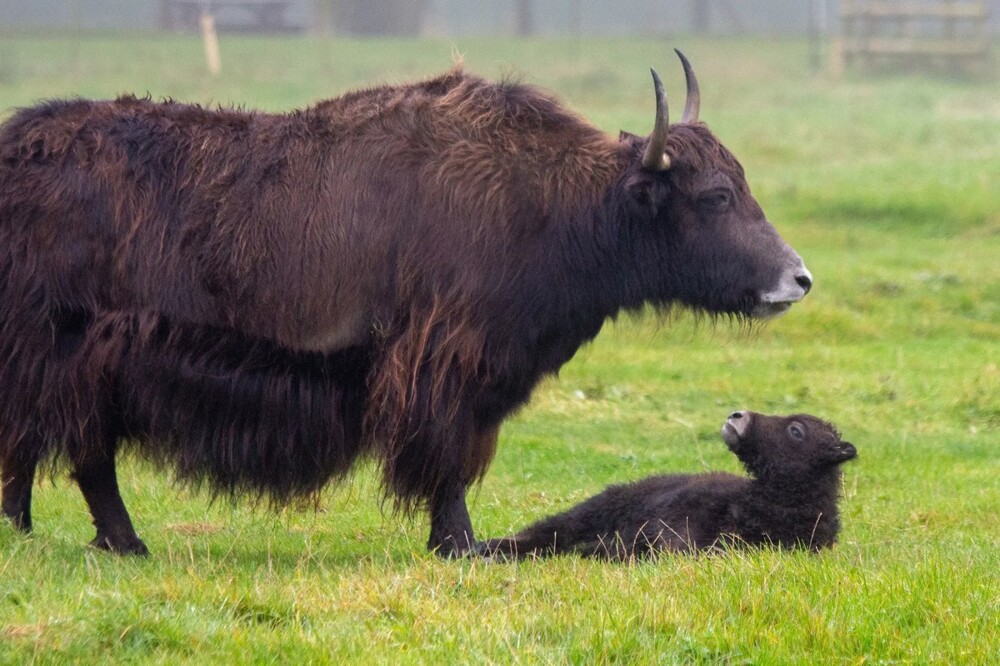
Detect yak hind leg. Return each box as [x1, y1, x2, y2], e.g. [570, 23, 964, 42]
[71, 436, 148, 556]
[1, 445, 40, 533]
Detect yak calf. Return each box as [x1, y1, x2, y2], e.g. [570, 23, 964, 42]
[480, 411, 856, 560]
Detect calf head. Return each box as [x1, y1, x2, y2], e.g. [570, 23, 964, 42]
[721, 410, 857, 481]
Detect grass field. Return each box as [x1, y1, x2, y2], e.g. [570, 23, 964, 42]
[1, 34, 998, 664]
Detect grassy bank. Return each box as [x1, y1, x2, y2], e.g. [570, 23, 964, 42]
[1, 35, 998, 664]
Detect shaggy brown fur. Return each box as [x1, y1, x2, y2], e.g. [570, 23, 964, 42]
[480, 412, 857, 560]
[1, 63, 809, 557]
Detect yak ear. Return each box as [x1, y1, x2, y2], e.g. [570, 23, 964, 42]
[618, 130, 641, 142]
[824, 441, 857, 464]
[624, 171, 669, 217]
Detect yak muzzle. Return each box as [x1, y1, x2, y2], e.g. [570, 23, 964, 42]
[753, 260, 813, 319]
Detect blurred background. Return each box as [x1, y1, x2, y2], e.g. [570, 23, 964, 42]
[0, 0, 999, 38]
[1, 2, 996, 100]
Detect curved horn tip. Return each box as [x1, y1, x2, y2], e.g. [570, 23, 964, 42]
[674, 49, 701, 123]
[642, 66, 671, 171]
[650, 67, 664, 92]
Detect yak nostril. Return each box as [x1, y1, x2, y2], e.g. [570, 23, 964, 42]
[795, 274, 813, 294]
[729, 411, 744, 420]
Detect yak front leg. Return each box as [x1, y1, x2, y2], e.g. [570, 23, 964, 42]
[71, 436, 148, 556]
[426, 425, 500, 557]
[1, 445, 40, 533]
[428, 478, 475, 557]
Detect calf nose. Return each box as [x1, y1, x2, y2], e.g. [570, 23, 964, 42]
[795, 273, 813, 294]
[725, 410, 751, 438]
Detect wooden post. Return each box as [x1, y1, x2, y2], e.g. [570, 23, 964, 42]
[200, 12, 221, 76]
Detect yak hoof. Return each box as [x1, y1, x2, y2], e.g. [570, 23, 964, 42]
[89, 534, 150, 557]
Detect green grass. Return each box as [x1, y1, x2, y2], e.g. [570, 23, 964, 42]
[1, 35, 998, 664]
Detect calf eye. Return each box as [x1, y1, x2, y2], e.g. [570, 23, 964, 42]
[788, 422, 806, 440]
[697, 189, 731, 212]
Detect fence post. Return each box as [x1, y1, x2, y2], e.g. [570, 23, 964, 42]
[200, 11, 221, 76]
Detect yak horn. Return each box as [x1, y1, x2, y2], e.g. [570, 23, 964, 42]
[675, 49, 701, 123]
[642, 68, 671, 171]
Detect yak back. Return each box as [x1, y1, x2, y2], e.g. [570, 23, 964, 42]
[0, 68, 625, 355]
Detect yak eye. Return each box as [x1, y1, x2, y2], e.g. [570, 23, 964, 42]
[697, 189, 731, 212]
[788, 422, 806, 441]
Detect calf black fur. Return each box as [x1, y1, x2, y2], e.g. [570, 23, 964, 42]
[481, 411, 856, 560]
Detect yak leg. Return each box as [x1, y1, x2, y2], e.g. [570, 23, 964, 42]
[428, 478, 475, 557]
[427, 425, 500, 557]
[1, 445, 40, 533]
[72, 436, 148, 556]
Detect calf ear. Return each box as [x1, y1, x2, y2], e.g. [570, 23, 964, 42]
[624, 172, 669, 218]
[824, 442, 857, 464]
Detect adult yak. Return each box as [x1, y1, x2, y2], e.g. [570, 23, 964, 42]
[0, 52, 811, 557]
